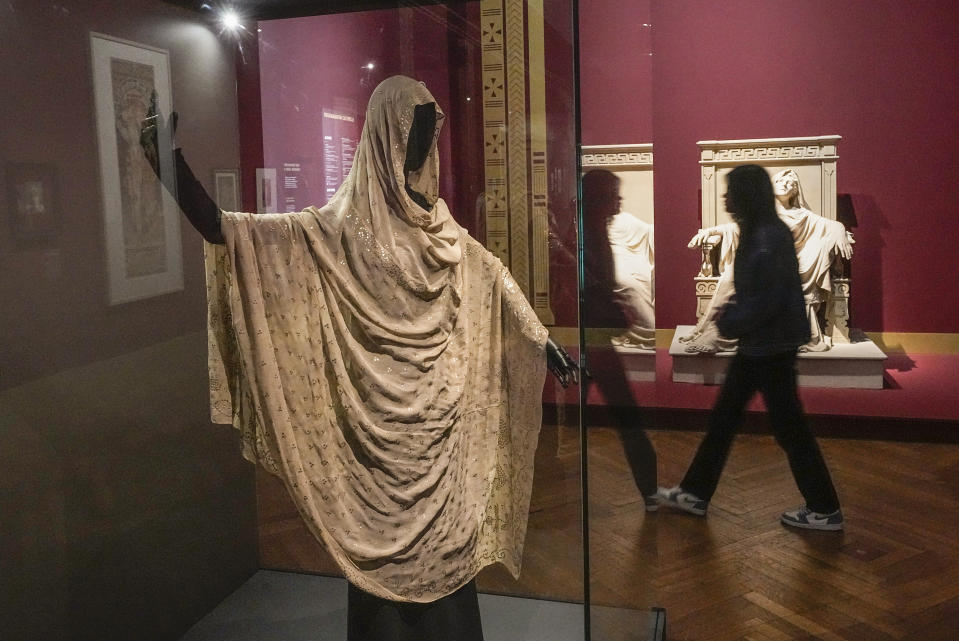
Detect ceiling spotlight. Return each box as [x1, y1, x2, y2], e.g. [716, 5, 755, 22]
[220, 9, 241, 31]
[365, 62, 376, 71]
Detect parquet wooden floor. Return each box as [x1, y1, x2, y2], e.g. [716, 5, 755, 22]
[590, 428, 959, 641]
[257, 423, 959, 640]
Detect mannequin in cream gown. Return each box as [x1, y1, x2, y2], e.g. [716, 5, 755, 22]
[141, 75, 578, 641]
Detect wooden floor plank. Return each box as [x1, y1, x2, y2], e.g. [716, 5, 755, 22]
[256, 423, 959, 639]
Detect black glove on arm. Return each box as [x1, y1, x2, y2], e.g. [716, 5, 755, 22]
[172, 148, 225, 245]
[546, 336, 579, 388]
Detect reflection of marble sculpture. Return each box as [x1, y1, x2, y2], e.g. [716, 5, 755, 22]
[682, 168, 854, 353]
[608, 213, 655, 349]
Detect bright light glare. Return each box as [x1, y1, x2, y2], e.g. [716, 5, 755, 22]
[220, 10, 241, 31]
[365, 62, 375, 70]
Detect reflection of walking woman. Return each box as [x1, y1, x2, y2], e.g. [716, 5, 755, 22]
[582, 170, 658, 510]
[658, 165, 843, 531]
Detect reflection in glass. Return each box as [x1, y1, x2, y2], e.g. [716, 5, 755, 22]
[581, 168, 658, 503]
[609, 207, 655, 350]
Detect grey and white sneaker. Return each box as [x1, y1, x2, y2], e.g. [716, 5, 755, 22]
[643, 494, 659, 513]
[655, 486, 708, 516]
[780, 506, 843, 531]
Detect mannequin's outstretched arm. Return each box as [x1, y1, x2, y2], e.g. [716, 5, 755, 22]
[169, 149, 224, 244]
[140, 95, 224, 244]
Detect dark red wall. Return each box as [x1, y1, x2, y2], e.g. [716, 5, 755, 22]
[255, 8, 454, 212]
[238, 2, 959, 334]
[648, 0, 959, 333]
[244, 4, 581, 326]
[579, 0, 652, 145]
[233, 1, 959, 335]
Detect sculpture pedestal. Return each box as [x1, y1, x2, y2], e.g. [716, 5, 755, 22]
[694, 276, 719, 321]
[613, 344, 657, 382]
[669, 326, 887, 389]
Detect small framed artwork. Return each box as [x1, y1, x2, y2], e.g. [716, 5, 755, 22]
[256, 167, 277, 214]
[213, 169, 239, 212]
[90, 32, 183, 305]
[6, 162, 60, 244]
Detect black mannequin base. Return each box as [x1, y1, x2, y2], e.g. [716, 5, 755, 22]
[347, 579, 484, 641]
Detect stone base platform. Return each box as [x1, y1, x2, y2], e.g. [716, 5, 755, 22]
[669, 325, 887, 389]
[613, 345, 657, 382]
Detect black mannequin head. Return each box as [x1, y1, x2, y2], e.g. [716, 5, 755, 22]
[404, 102, 437, 174]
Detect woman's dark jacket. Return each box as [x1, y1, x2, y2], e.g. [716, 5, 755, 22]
[716, 217, 810, 356]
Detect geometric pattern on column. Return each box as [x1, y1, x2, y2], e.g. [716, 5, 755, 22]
[480, 0, 509, 262]
[481, 0, 553, 323]
[504, 0, 530, 295]
[527, 0, 553, 323]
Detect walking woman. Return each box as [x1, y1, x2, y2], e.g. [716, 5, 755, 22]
[657, 164, 843, 531]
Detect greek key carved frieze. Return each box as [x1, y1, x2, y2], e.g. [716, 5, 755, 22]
[581, 152, 653, 167]
[712, 146, 823, 162]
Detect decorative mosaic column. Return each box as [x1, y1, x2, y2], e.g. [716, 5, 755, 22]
[480, 0, 553, 323]
[480, 1, 509, 261]
[527, 0, 552, 323]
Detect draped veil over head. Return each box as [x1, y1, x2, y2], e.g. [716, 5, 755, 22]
[771, 168, 853, 351]
[205, 75, 548, 602]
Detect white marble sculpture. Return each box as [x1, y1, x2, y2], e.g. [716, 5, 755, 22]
[581, 144, 656, 350]
[608, 212, 655, 349]
[681, 168, 854, 353]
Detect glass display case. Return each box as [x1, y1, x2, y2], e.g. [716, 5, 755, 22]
[10, 2, 955, 641]
[1, 1, 635, 640]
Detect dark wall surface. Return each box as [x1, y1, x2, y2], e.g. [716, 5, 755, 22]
[0, 2, 257, 639]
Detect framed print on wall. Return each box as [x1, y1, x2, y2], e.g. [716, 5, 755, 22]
[6, 162, 60, 244]
[90, 32, 183, 305]
[213, 169, 239, 212]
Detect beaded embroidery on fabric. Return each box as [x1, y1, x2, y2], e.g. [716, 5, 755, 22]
[204, 76, 547, 602]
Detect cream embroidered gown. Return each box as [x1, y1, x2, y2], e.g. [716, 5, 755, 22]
[204, 76, 548, 602]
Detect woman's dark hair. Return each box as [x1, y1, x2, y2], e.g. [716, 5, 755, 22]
[726, 164, 777, 229]
[581, 170, 620, 214]
[581, 169, 621, 235]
